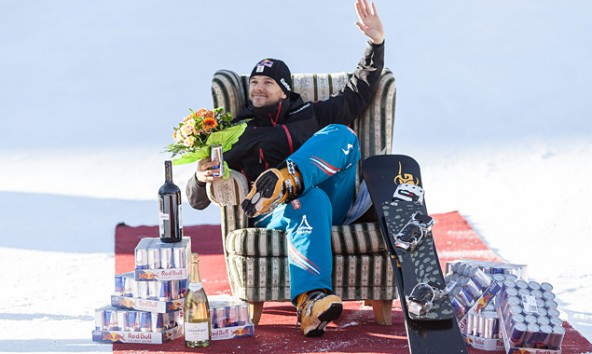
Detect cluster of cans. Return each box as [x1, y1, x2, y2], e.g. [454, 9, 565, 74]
[95, 306, 180, 333]
[135, 244, 188, 270]
[465, 304, 501, 339]
[210, 299, 251, 329]
[446, 262, 494, 319]
[114, 272, 187, 302]
[498, 279, 565, 350]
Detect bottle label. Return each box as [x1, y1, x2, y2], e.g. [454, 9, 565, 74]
[188, 282, 203, 292]
[185, 322, 209, 341]
[178, 204, 184, 231]
[159, 212, 169, 236]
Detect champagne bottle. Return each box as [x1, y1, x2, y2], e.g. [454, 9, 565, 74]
[158, 160, 183, 243]
[184, 253, 211, 347]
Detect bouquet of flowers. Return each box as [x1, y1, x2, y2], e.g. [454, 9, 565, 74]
[165, 107, 248, 178]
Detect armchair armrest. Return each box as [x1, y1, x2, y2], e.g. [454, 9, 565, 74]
[206, 169, 249, 207]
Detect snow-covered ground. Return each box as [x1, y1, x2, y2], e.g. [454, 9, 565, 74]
[0, 0, 590, 352]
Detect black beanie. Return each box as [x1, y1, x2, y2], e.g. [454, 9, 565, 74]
[250, 58, 292, 96]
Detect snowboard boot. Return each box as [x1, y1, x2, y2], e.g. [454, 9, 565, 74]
[296, 290, 343, 337]
[241, 162, 302, 217]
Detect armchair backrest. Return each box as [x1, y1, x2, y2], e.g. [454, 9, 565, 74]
[211, 69, 396, 191]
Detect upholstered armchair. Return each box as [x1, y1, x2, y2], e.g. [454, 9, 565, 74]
[206, 68, 397, 325]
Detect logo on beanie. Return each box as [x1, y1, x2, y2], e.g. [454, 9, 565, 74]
[280, 78, 291, 92]
[255, 59, 274, 73]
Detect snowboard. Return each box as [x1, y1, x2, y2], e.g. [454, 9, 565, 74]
[363, 154, 467, 353]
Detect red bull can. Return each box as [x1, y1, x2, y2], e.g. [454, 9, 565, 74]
[481, 311, 498, 339]
[531, 289, 543, 299]
[162, 313, 170, 330]
[537, 324, 553, 348]
[210, 144, 224, 177]
[548, 325, 565, 350]
[540, 282, 554, 292]
[228, 305, 239, 326]
[502, 295, 521, 315]
[547, 308, 560, 318]
[237, 303, 249, 326]
[178, 279, 188, 297]
[466, 312, 478, 336]
[549, 316, 563, 328]
[522, 323, 541, 348]
[171, 311, 181, 328]
[116, 311, 126, 331]
[545, 299, 558, 310]
[151, 313, 164, 332]
[543, 290, 556, 301]
[216, 306, 229, 328]
[137, 281, 148, 299]
[524, 314, 538, 325]
[147, 248, 160, 269]
[509, 322, 527, 346]
[158, 281, 171, 301]
[95, 309, 105, 330]
[508, 314, 525, 334]
[537, 315, 550, 326]
[123, 276, 135, 297]
[104, 310, 118, 331]
[467, 266, 492, 289]
[114, 275, 125, 296]
[464, 277, 482, 299]
[169, 280, 180, 300]
[135, 249, 148, 269]
[172, 247, 185, 268]
[147, 281, 159, 300]
[125, 311, 140, 331]
[515, 280, 529, 290]
[139, 311, 152, 332]
[160, 247, 173, 269]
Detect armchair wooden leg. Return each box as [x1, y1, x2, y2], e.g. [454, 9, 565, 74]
[370, 300, 393, 325]
[249, 301, 264, 325]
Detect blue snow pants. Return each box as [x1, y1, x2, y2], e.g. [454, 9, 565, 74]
[252, 124, 361, 303]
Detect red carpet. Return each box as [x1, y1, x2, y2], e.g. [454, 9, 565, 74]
[113, 212, 592, 353]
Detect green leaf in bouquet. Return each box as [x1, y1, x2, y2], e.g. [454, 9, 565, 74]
[171, 149, 209, 165]
[205, 123, 247, 152]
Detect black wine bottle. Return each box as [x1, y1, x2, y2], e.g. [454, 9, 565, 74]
[158, 160, 183, 243]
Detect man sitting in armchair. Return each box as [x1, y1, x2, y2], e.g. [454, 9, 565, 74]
[186, 0, 385, 338]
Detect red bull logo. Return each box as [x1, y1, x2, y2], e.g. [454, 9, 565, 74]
[138, 271, 158, 280]
[102, 332, 125, 342]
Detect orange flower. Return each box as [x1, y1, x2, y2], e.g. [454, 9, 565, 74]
[201, 117, 218, 132]
[195, 108, 212, 118]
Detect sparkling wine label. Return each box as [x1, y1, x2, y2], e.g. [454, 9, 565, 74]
[185, 322, 209, 341]
[188, 282, 203, 292]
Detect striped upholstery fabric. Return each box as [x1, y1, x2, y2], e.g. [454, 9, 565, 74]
[208, 69, 396, 302]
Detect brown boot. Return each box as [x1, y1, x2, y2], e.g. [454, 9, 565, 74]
[296, 290, 343, 337]
[241, 165, 302, 217]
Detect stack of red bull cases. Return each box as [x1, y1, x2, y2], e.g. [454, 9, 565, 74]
[92, 237, 192, 344]
[445, 259, 565, 353]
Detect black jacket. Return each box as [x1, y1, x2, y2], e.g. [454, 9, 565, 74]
[187, 41, 385, 210]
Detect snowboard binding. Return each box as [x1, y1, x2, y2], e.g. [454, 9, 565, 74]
[394, 211, 434, 252]
[406, 281, 451, 317]
[391, 183, 424, 204]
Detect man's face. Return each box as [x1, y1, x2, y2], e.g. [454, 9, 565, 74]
[249, 75, 287, 108]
